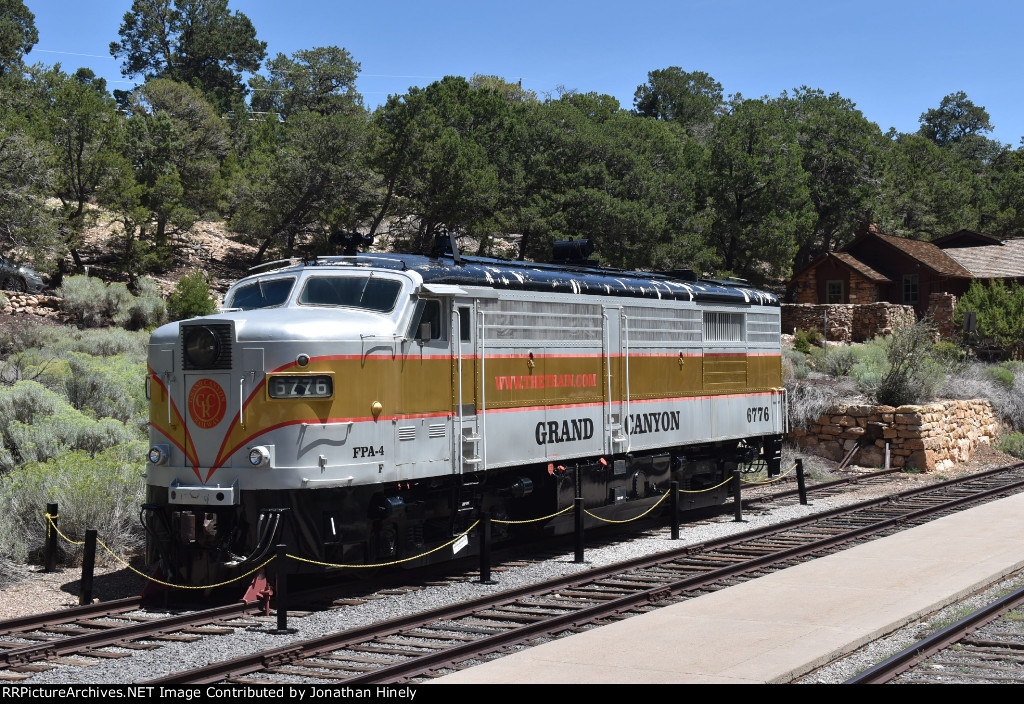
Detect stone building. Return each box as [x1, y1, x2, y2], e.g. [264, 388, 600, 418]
[786, 226, 1024, 341]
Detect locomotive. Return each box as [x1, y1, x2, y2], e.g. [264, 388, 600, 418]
[143, 242, 785, 587]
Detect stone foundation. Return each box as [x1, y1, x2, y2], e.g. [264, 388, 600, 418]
[789, 399, 1000, 472]
[781, 303, 916, 343]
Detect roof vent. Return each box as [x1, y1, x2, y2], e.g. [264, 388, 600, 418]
[551, 238, 596, 265]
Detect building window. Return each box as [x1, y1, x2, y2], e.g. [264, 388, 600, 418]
[903, 274, 919, 304]
[826, 280, 844, 304]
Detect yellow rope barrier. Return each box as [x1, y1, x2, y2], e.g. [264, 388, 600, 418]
[492, 504, 574, 525]
[679, 475, 734, 493]
[584, 490, 670, 524]
[45, 513, 83, 545]
[287, 520, 481, 569]
[44, 512, 276, 590]
[103, 539, 276, 590]
[740, 462, 799, 486]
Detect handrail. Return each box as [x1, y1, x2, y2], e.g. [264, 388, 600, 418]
[452, 305, 464, 473]
[622, 310, 632, 452]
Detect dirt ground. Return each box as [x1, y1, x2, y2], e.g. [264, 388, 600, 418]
[72, 217, 256, 296]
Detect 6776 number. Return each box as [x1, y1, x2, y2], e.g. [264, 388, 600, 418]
[746, 406, 769, 423]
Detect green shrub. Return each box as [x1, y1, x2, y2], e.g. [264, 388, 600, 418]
[793, 329, 824, 354]
[996, 431, 1024, 459]
[62, 352, 148, 426]
[0, 443, 146, 565]
[783, 348, 809, 380]
[120, 277, 167, 330]
[854, 320, 946, 407]
[821, 346, 858, 378]
[1003, 360, 1024, 375]
[0, 381, 142, 473]
[2, 323, 147, 359]
[167, 271, 217, 321]
[58, 275, 109, 327]
[985, 365, 1015, 389]
[104, 282, 134, 326]
[58, 275, 168, 331]
[956, 279, 1024, 358]
[932, 341, 968, 372]
[64, 327, 148, 358]
[850, 338, 887, 391]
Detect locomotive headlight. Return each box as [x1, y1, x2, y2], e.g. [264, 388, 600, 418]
[183, 326, 221, 368]
[148, 444, 170, 465]
[248, 446, 271, 467]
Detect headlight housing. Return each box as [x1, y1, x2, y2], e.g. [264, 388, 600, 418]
[183, 326, 221, 368]
[248, 446, 271, 467]
[148, 444, 170, 465]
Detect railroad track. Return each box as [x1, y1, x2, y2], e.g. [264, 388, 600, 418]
[0, 464, 999, 683]
[846, 581, 1024, 684]
[132, 462, 1024, 685]
[0, 599, 263, 678]
[744, 467, 901, 506]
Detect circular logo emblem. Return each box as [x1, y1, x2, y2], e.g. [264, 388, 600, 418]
[188, 378, 227, 429]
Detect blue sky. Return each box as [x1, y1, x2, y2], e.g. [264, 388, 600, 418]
[24, 0, 1024, 145]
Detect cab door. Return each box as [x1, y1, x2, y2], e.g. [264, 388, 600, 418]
[394, 297, 452, 477]
[451, 300, 481, 474]
[603, 305, 626, 454]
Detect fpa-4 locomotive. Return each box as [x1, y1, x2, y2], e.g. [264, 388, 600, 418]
[144, 245, 784, 586]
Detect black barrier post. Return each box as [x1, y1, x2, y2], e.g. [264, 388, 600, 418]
[479, 512, 495, 584]
[796, 458, 808, 505]
[670, 481, 680, 540]
[574, 497, 585, 563]
[79, 529, 97, 606]
[574, 464, 585, 563]
[271, 542, 296, 634]
[44, 502, 59, 572]
[732, 468, 744, 522]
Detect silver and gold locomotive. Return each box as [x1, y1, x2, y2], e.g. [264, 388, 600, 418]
[144, 247, 785, 586]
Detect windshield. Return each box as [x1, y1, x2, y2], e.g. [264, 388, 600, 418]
[298, 275, 403, 312]
[226, 277, 296, 310]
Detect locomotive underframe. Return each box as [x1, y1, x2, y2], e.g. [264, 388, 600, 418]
[143, 435, 781, 587]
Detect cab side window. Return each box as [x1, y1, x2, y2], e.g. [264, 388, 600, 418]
[409, 299, 443, 340]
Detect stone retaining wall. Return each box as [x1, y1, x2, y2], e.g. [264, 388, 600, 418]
[789, 399, 1000, 472]
[781, 303, 916, 343]
[0, 293, 63, 319]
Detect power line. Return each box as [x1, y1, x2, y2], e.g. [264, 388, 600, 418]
[34, 48, 116, 60]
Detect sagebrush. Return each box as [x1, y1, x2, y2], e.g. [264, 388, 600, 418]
[0, 443, 146, 566]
